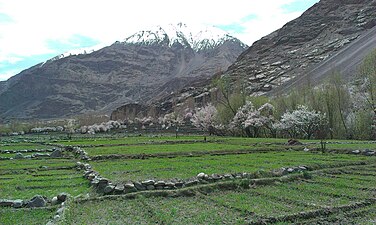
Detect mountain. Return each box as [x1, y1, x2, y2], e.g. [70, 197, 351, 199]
[132, 0, 376, 118]
[0, 23, 247, 120]
[225, 0, 376, 95]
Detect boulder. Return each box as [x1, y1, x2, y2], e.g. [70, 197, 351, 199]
[124, 182, 135, 189]
[50, 149, 63, 158]
[154, 181, 166, 186]
[197, 172, 206, 179]
[184, 179, 199, 187]
[114, 184, 125, 194]
[104, 185, 115, 194]
[298, 166, 307, 171]
[51, 197, 59, 205]
[14, 153, 24, 159]
[165, 182, 175, 188]
[124, 182, 137, 193]
[0, 199, 14, 207]
[175, 181, 184, 188]
[134, 182, 146, 191]
[32, 153, 50, 158]
[287, 139, 303, 145]
[12, 199, 24, 208]
[146, 185, 155, 190]
[57, 193, 67, 202]
[224, 174, 234, 179]
[352, 150, 361, 154]
[142, 180, 155, 186]
[26, 195, 47, 208]
[211, 174, 222, 181]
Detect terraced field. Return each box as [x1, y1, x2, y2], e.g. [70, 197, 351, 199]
[0, 134, 375, 224]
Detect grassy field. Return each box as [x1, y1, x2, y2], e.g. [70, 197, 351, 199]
[0, 207, 57, 225]
[63, 163, 376, 224]
[0, 159, 90, 199]
[0, 133, 375, 225]
[90, 151, 373, 182]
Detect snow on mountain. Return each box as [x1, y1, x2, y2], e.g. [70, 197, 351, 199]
[41, 23, 246, 67]
[123, 23, 246, 51]
[41, 45, 104, 66]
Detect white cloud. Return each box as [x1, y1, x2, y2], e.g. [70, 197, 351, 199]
[0, 69, 19, 80]
[0, 0, 318, 80]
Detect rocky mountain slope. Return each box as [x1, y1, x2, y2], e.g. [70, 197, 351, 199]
[0, 23, 247, 120]
[225, 0, 376, 95]
[143, 0, 376, 117]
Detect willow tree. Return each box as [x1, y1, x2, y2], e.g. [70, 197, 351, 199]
[356, 49, 376, 139]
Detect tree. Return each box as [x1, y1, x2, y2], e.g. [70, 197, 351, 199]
[214, 76, 246, 124]
[279, 105, 326, 139]
[243, 103, 275, 138]
[355, 49, 376, 139]
[230, 101, 254, 136]
[161, 113, 184, 138]
[65, 119, 76, 139]
[230, 101, 275, 137]
[191, 104, 218, 135]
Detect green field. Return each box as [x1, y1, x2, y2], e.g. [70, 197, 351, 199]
[0, 134, 375, 225]
[90, 151, 373, 182]
[63, 165, 376, 224]
[0, 158, 90, 200]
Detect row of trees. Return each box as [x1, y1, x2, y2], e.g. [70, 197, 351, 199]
[190, 48, 376, 140]
[191, 102, 326, 139]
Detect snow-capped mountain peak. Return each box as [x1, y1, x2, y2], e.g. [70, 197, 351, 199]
[123, 23, 245, 51]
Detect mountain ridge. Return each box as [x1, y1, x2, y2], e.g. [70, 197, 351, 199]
[0, 24, 247, 120]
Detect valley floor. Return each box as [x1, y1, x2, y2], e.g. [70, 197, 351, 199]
[0, 133, 375, 224]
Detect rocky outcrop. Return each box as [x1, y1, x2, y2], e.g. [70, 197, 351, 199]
[111, 103, 153, 121]
[225, 0, 376, 95]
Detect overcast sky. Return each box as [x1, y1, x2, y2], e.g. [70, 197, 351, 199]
[0, 0, 319, 81]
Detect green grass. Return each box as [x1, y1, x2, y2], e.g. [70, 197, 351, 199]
[208, 189, 314, 218]
[0, 207, 56, 225]
[85, 142, 257, 156]
[91, 151, 373, 182]
[0, 159, 90, 199]
[0, 159, 75, 171]
[52, 135, 205, 146]
[0, 152, 45, 158]
[1, 134, 376, 224]
[63, 196, 246, 225]
[289, 204, 376, 224]
[0, 144, 50, 151]
[254, 183, 352, 207]
[315, 142, 376, 150]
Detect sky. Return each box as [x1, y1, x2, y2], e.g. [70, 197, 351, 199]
[0, 0, 319, 81]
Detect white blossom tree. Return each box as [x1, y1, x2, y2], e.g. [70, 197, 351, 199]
[161, 112, 184, 137]
[279, 105, 327, 139]
[191, 103, 218, 135]
[243, 103, 275, 137]
[65, 119, 76, 139]
[230, 102, 275, 137]
[230, 101, 254, 136]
